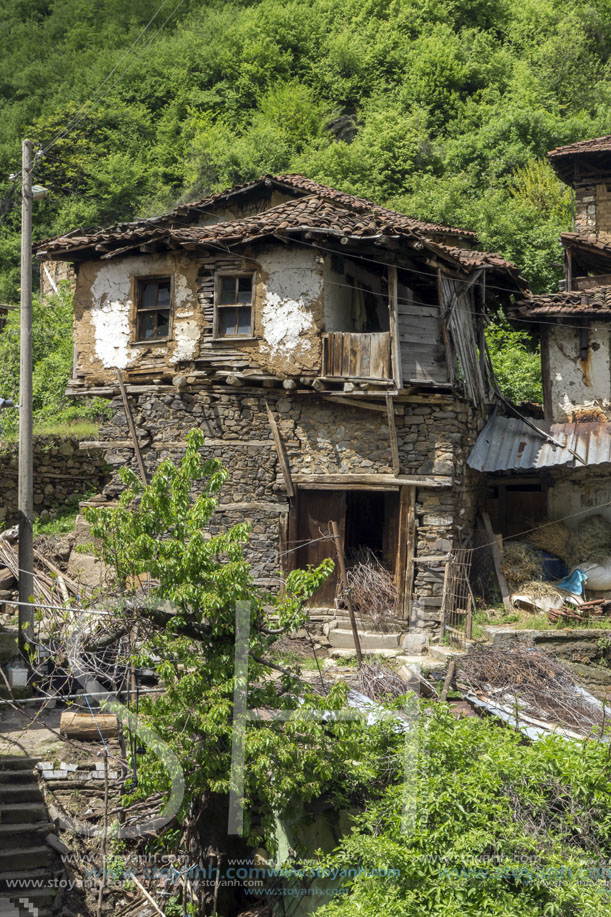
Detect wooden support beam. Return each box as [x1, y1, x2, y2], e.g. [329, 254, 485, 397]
[481, 512, 511, 614]
[322, 394, 404, 414]
[396, 486, 416, 620]
[293, 473, 451, 488]
[265, 400, 295, 498]
[388, 265, 403, 391]
[331, 520, 362, 667]
[385, 393, 401, 476]
[440, 659, 456, 702]
[115, 368, 148, 485]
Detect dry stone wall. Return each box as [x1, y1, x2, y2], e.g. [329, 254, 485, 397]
[0, 436, 110, 526]
[98, 387, 482, 631]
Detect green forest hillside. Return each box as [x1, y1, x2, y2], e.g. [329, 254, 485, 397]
[1, 0, 610, 419]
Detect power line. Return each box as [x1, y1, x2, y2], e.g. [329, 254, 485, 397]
[166, 217, 595, 332]
[5, 0, 189, 183]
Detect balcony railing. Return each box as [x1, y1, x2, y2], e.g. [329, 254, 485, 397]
[322, 331, 392, 380]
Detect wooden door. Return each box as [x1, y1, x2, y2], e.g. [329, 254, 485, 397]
[296, 490, 346, 606]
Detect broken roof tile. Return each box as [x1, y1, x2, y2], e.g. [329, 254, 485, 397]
[515, 284, 611, 317]
[548, 135, 611, 159]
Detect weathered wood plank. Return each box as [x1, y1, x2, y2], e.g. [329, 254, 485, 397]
[481, 512, 511, 614]
[385, 393, 401, 476]
[115, 368, 148, 485]
[265, 400, 295, 498]
[293, 473, 452, 488]
[388, 265, 403, 390]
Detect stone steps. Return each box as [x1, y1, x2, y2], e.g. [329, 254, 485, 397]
[0, 802, 48, 824]
[0, 757, 65, 913]
[328, 628, 402, 651]
[0, 822, 56, 849]
[427, 645, 466, 664]
[0, 781, 42, 804]
[329, 647, 402, 660]
[0, 844, 53, 872]
[0, 757, 38, 771]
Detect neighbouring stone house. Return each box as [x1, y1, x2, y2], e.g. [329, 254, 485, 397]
[471, 136, 611, 539]
[38, 175, 525, 635]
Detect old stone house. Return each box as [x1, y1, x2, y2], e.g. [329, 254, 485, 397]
[471, 136, 611, 538]
[38, 175, 524, 634]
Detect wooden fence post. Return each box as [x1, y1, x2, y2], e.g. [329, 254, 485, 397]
[331, 520, 363, 667]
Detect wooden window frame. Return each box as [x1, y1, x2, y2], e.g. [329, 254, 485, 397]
[133, 275, 173, 344]
[213, 271, 256, 340]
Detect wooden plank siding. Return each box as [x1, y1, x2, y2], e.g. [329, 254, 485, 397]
[396, 277, 449, 385]
[323, 331, 392, 380]
[439, 272, 488, 407]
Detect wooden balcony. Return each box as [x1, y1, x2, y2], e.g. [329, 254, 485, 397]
[322, 331, 392, 380]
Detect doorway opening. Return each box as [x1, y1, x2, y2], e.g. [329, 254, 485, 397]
[291, 488, 402, 607]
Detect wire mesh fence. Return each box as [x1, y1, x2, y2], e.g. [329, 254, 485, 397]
[441, 547, 474, 648]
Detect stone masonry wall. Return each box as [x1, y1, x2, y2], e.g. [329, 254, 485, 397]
[0, 436, 110, 526]
[97, 387, 482, 631]
[575, 184, 597, 235]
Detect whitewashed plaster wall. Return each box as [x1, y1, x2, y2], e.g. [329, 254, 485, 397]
[547, 475, 611, 528]
[75, 243, 325, 381]
[78, 253, 200, 375]
[258, 246, 322, 373]
[547, 324, 611, 421]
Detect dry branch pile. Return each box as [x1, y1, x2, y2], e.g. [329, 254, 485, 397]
[357, 660, 407, 702]
[346, 547, 397, 625]
[457, 646, 606, 737]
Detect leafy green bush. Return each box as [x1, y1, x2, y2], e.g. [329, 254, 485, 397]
[315, 704, 611, 916]
[486, 316, 543, 404]
[0, 282, 111, 439]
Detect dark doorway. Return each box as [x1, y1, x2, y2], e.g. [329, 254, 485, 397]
[345, 491, 385, 557]
[292, 489, 400, 606]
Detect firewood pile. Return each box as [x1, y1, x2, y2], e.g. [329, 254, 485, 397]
[457, 646, 607, 737]
[346, 547, 397, 625]
[0, 525, 83, 604]
[547, 598, 611, 624]
[357, 659, 407, 701]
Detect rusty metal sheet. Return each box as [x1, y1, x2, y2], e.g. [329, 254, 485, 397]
[467, 414, 611, 472]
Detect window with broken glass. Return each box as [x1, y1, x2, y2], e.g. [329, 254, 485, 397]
[215, 274, 254, 337]
[136, 277, 171, 341]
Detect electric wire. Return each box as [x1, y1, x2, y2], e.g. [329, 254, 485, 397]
[37, 0, 190, 162]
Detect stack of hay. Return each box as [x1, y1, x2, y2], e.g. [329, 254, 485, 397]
[500, 542, 560, 601]
[525, 515, 611, 568]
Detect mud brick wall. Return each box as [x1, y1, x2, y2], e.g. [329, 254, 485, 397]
[98, 386, 482, 629]
[0, 436, 110, 526]
[575, 184, 597, 235]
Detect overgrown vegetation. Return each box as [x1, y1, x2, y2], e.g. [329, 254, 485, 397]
[80, 431, 611, 917]
[83, 430, 359, 846]
[315, 706, 611, 916]
[2, 0, 610, 405]
[0, 282, 110, 439]
[83, 433, 611, 914]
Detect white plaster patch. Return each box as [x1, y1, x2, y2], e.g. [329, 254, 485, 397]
[170, 319, 199, 363]
[90, 264, 133, 369]
[259, 248, 321, 359]
[262, 293, 313, 356]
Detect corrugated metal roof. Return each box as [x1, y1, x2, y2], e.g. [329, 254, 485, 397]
[467, 414, 611, 472]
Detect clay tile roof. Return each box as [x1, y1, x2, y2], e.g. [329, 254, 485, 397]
[169, 194, 422, 246]
[560, 231, 611, 255]
[433, 244, 521, 273]
[171, 172, 477, 240]
[548, 135, 611, 159]
[515, 284, 611, 317]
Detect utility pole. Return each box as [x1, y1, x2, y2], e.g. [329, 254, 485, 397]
[18, 137, 34, 652]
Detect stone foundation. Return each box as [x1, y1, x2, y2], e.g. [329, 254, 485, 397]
[97, 386, 482, 633]
[0, 436, 110, 526]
